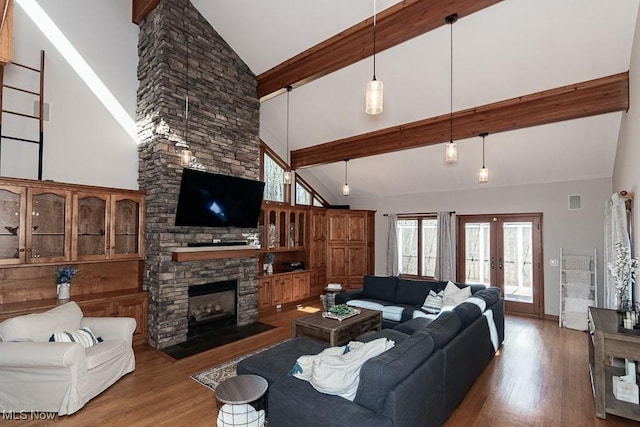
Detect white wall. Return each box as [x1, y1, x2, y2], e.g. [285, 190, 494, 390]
[347, 178, 612, 316]
[614, 4, 640, 303]
[3, 0, 139, 189]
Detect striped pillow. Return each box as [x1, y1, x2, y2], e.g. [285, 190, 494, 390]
[422, 290, 444, 314]
[49, 327, 102, 348]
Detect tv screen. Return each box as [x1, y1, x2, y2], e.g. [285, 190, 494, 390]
[175, 168, 265, 228]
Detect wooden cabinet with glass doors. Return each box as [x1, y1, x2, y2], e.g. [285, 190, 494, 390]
[0, 184, 72, 265]
[73, 191, 144, 261]
[0, 177, 148, 344]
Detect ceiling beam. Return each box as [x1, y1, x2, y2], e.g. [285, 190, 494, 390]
[291, 72, 629, 169]
[132, 0, 160, 24]
[257, 0, 503, 101]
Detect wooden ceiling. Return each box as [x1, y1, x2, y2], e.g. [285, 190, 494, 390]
[291, 72, 629, 168]
[132, 0, 630, 170]
[256, 0, 503, 101]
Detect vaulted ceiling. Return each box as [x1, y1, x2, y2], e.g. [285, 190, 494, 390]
[148, 0, 640, 202]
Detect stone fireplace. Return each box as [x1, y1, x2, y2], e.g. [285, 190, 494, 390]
[136, 0, 261, 348]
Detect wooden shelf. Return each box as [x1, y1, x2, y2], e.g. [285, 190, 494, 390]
[171, 245, 260, 262]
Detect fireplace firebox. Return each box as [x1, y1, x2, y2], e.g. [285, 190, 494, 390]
[187, 280, 237, 338]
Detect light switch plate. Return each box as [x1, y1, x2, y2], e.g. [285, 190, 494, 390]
[550, 259, 559, 267]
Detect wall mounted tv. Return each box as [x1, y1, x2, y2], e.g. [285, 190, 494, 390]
[175, 168, 265, 228]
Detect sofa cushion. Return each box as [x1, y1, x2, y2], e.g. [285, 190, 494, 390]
[425, 311, 461, 349]
[0, 301, 83, 342]
[362, 276, 398, 302]
[354, 331, 435, 412]
[346, 300, 385, 312]
[393, 317, 433, 335]
[452, 302, 483, 328]
[394, 279, 437, 306]
[357, 329, 410, 344]
[382, 306, 404, 322]
[473, 287, 501, 307]
[85, 339, 127, 370]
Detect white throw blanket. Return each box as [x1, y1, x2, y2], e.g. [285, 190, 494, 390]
[291, 338, 395, 401]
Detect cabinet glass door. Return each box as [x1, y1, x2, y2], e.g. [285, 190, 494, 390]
[75, 194, 108, 260]
[0, 186, 25, 264]
[26, 189, 71, 263]
[112, 196, 142, 258]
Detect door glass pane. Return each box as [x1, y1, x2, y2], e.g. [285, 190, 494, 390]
[77, 196, 106, 257]
[114, 199, 140, 255]
[503, 222, 533, 303]
[398, 219, 418, 275]
[421, 219, 437, 277]
[464, 222, 490, 286]
[31, 192, 66, 258]
[0, 189, 21, 259]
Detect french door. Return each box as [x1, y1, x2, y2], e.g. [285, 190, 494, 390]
[457, 213, 543, 316]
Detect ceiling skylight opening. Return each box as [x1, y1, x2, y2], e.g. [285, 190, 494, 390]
[16, 0, 137, 142]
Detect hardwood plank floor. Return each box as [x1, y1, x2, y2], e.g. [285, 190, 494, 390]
[9, 306, 639, 426]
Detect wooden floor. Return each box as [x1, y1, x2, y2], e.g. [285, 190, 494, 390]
[12, 305, 640, 426]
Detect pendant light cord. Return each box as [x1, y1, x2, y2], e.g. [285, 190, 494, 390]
[480, 132, 488, 168]
[184, 11, 189, 148]
[482, 135, 485, 168]
[344, 160, 349, 185]
[286, 86, 291, 164]
[372, 0, 377, 81]
[449, 16, 453, 143]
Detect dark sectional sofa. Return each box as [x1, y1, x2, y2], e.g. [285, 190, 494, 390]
[336, 275, 488, 328]
[237, 276, 504, 427]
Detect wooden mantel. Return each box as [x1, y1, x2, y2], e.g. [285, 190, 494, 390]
[171, 245, 260, 262]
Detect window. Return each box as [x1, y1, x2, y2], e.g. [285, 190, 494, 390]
[295, 174, 328, 208]
[295, 181, 312, 205]
[260, 141, 328, 207]
[262, 150, 287, 203]
[397, 216, 437, 278]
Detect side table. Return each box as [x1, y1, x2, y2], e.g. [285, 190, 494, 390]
[215, 374, 268, 427]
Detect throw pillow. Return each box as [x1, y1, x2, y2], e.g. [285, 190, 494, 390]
[443, 281, 471, 307]
[49, 326, 102, 348]
[422, 290, 444, 314]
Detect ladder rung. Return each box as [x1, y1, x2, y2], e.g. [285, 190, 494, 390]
[10, 62, 41, 73]
[2, 109, 38, 119]
[1, 135, 40, 144]
[3, 84, 39, 96]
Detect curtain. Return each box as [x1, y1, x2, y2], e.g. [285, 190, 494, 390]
[604, 193, 630, 309]
[386, 214, 399, 276]
[434, 212, 455, 281]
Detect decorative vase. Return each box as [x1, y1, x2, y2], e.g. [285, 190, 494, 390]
[617, 300, 637, 329]
[57, 282, 70, 300]
[266, 264, 273, 275]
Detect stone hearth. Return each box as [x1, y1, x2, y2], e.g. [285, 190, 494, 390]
[136, 0, 260, 348]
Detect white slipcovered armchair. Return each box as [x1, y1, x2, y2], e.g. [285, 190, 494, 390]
[0, 301, 136, 415]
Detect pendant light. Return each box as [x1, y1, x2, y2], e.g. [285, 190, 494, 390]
[444, 14, 458, 163]
[284, 86, 292, 185]
[178, 23, 194, 167]
[479, 132, 489, 183]
[342, 159, 350, 196]
[365, 0, 383, 115]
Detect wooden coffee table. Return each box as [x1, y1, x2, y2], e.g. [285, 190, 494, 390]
[292, 308, 382, 346]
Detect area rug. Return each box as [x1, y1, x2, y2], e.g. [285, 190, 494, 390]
[191, 340, 289, 391]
